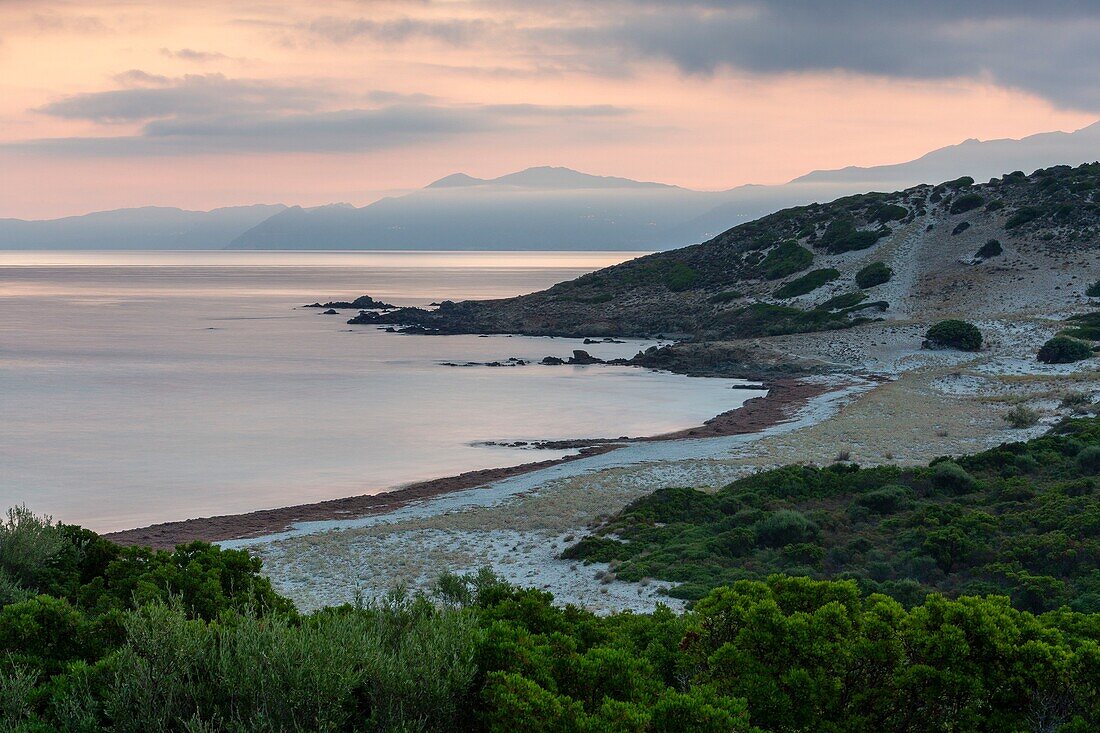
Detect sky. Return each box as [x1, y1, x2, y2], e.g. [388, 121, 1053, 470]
[0, 1, 1098, 219]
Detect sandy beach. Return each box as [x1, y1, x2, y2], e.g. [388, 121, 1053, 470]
[200, 314, 1099, 614]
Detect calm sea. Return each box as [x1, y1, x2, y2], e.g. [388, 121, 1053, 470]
[0, 251, 756, 532]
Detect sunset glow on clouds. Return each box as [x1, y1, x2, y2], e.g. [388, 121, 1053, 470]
[1, 1, 1097, 218]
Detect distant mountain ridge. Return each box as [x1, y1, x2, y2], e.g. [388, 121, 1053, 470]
[2, 122, 1096, 250]
[0, 204, 286, 250]
[425, 166, 675, 190]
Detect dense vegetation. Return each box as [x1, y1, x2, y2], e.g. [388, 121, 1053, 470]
[565, 417, 1100, 612]
[710, 300, 880, 339]
[3, 509, 1099, 732]
[925, 319, 983, 351]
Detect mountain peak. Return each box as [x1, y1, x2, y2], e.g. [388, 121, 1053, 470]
[426, 173, 486, 189]
[423, 166, 675, 192]
[491, 166, 672, 190]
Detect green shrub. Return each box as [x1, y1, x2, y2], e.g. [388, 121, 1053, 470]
[975, 239, 1002, 259]
[925, 320, 982, 351]
[760, 240, 814, 280]
[984, 200, 1005, 212]
[1005, 206, 1042, 229]
[754, 510, 817, 547]
[852, 485, 913, 514]
[950, 193, 985, 214]
[871, 203, 908, 223]
[1086, 281, 1100, 297]
[1077, 446, 1100, 474]
[1004, 405, 1040, 429]
[773, 268, 839, 298]
[931, 462, 978, 494]
[0, 507, 70, 605]
[816, 292, 867, 311]
[945, 175, 975, 188]
[664, 263, 698, 291]
[708, 302, 870, 339]
[1062, 312, 1100, 340]
[1038, 336, 1093, 364]
[819, 219, 888, 254]
[708, 290, 742, 304]
[855, 262, 892, 289]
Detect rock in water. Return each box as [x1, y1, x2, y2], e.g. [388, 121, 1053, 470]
[568, 350, 603, 365]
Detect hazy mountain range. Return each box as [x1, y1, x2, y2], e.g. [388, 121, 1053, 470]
[2, 121, 1097, 251]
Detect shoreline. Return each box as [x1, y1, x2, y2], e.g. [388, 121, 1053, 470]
[104, 377, 833, 549]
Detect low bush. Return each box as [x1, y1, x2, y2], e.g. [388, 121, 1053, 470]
[1077, 446, 1100, 474]
[950, 193, 985, 214]
[855, 261, 892, 288]
[1062, 312, 1100, 340]
[925, 319, 982, 351]
[707, 302, 871, 339]
[819, 218, 889, 253]
[976, 239, 1002, 259]
[945, 175, 975, 188]
[754, 510, 817, 547]
[708, 290, 742, 304]
[1038, 336, 1093, 364]
[1005, 206, 1042, 229]
[1086, 281, 1100, 297]
[952, 221, 971, 235]
[1004, 405, 1040, 429]
[816, 291, 867, 311]
[871, 203, 908, 222]
[773, 268, 839, 298]
[664, 262, 698, 291]
[760, 239, 814, 280]
[931, 461, 978, 494]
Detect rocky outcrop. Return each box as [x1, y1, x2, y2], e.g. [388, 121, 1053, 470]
[305, 295, 395, 310]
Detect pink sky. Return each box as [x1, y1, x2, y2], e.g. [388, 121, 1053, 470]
[0, 1, 1096, 219]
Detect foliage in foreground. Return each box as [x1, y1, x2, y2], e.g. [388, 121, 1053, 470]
[6, 422, 1100, 731]
[565, 417, 1100, 612]
[2, 552, 1098, 733]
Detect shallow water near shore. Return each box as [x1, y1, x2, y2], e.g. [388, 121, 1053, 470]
[0, 250, 759, 532]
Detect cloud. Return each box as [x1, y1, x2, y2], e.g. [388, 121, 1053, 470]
[31, 12, 109, 34]
[301, 16, 496, 45]
[15, 73, 632, 156]
[160, 48, 230, 63]
[544, 1, 1100, 111]
[34, 74, 332, 123]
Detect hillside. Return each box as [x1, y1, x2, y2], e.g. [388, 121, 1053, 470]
[351, 162, 1100, 344]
